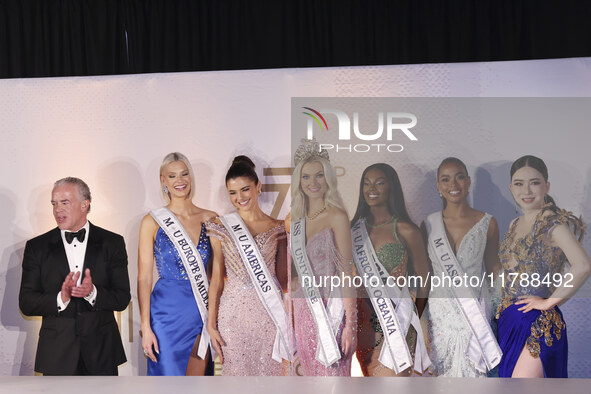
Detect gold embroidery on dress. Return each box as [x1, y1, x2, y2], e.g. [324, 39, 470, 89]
[497, 206, 585, 316]
[524, 308, 566, 358]
[496, 206, 583, 356]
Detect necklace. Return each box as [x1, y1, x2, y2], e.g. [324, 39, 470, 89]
[367, 216, 395, 228]
[306, 204, 327, 220]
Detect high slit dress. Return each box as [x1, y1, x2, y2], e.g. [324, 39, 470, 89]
[497, 208, 583, 378]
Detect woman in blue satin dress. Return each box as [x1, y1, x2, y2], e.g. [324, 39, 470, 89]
[138, 152, 217, 375]
[497, 155, 591, 377]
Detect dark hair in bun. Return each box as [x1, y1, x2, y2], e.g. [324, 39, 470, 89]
[437, 157, 469, 209]
[437, 157, 468, 178]
[225, 155, 259, 184]
[510, 155, 585, 241]
[510, 155, 555, 206]
[510, 155, 548, 181]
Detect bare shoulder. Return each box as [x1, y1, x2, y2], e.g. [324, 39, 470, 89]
[548, 222, 580, 250]
[471, 208, 486, 222]
[138, 214, 159, 243]
[487, 215, 499, 231]
[397, 220, 421, 240]
[140, 213, 158, 230]
[327, 205, 349, 227]
[548, 221, 572, 237]
[397, 221, 425, 250]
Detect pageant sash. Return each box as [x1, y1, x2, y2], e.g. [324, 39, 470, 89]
[425, 212, 502, 372]
[150, 207, 211, 359]
[352, 219, 431, 373]
[351, 219, 413, 373]
[290, 218, 343, 367]
[219, 213, 292, 362]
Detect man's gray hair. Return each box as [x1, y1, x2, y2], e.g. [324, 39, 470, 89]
[53, 177, 92, 213]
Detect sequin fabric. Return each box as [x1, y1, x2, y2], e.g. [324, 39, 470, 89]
[374, 218, 406, 276]
[154, 223, 211, 280]
[497, 207, 583, 358]
[425, 213, 492, 377]
[498, 207, 582, 305]
[292, 228, 353, 376]
[205, 219, 286, 376]
[356, 218, 417, 376]
[149, 223, 211, 375]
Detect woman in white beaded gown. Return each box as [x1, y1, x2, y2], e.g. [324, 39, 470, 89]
[422, 157, 502, 377]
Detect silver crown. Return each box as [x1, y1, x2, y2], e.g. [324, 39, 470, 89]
[294, 138, 330, 166]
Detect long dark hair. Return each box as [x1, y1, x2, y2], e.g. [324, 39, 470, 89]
[225, 155, 259, 185]
[351, 163, 414, 227]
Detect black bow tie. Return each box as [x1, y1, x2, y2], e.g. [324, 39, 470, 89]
[65, 228, 86, 244]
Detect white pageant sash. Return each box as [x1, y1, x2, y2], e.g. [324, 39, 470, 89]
[219, 213, 292, 362]
[290, 218, 343, 367]
[150, 207, 211, 359]
[351, 219, 412, 373]
[352, 219, 431, 373]
[425, 212, 502, 372]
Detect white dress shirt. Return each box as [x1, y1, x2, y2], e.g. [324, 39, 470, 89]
[56, 221, 98, 311]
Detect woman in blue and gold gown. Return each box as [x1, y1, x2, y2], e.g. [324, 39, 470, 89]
[351, 163, 431, 376]
[138, 152, 217, 375]
[497, 155, 591, 378]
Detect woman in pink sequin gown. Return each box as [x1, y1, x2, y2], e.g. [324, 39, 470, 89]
[206, 156, 288, 376]
[289, 141, 357, 376]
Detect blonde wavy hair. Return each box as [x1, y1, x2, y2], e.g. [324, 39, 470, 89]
[291, 157, 346, 220]
[159, 152, 196, 203]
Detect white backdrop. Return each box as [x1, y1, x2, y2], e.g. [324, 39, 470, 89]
[1, 57, 590, 376]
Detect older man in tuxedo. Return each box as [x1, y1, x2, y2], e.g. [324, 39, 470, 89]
[19, 177, 131, 375]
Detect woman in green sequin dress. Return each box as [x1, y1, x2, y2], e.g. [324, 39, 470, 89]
[351, 163, 430, 376]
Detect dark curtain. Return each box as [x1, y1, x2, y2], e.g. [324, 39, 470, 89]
[0, 0, 128, 78]
[1, 0, 591, 79]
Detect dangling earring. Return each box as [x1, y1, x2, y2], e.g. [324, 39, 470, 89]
[163, 185, 169, 194]
[438, 192, 442, 198]
[258, 190, 262, 196]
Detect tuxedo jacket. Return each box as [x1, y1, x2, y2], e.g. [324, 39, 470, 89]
[19, 222, 131, 375]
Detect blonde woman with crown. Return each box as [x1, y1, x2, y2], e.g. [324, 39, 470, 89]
[288, 140, 357, 376]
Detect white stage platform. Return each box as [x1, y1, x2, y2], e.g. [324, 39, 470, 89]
[0, 376, 587, 394]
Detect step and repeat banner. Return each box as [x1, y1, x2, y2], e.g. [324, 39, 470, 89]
[1, 57, 590, 376]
